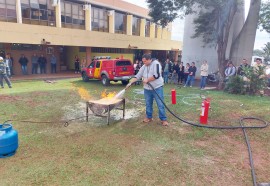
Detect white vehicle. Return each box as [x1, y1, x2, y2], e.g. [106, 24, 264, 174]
[251, 56, 264, 66]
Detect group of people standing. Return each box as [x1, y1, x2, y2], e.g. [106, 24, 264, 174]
[134, 58, 210, 90]
[160, 59, 209, 89]
[19, 54, 58, 75]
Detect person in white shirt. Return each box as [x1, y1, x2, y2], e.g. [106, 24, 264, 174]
[200, 60, 209, 89]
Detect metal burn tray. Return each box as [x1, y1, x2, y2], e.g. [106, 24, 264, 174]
[86, 98, 125, 125]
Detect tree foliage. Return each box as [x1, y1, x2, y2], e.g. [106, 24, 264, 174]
[262, 42, 270, 62]
[253, 49, 264, 56]
[147, 0, 194, 27]
[259, 1, 270, 33]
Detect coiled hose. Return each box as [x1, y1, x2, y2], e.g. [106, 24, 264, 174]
[145, 82, 269, 186]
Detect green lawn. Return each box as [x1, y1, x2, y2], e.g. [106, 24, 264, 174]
[0, 78, 269, 186]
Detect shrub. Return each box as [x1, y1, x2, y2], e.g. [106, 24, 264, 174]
[243, 66, 267, 95]
[224, 75, 246, 94]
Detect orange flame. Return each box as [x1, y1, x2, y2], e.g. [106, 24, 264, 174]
[77, 87, 91, 101]
[101, 89, 116, 98]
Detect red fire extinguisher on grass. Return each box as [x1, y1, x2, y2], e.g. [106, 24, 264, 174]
[171, 89, 176, 104]
[200, 98, 210, 124]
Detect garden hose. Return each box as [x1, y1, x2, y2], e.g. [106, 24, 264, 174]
[2, 81, 269, 185]
[145, 82, 269, 186]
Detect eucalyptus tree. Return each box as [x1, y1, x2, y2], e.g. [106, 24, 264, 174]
[147, 0, 262, 89]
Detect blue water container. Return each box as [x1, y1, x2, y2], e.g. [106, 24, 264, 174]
[0, 124, 18, 158]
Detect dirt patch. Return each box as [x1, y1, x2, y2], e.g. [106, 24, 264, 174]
[0, 95, 22, 102]
[62, 101, 143, 127]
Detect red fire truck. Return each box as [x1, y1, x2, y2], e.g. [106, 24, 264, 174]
[81, 57, 135, 86]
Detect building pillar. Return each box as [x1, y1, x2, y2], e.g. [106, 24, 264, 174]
[174, 51, 180, 62]
[168, 30, 172, 40]
[85, 4, 91, 31]
[161, 28, 168, 39]
[16, 0, 22, 23]
[167, 23, 172, 40]
[108, 10, 115, 33]
[150, 23, 155, 38]
[140, 18, 146, 37]
[55, 0, 62, 28]
[86, 47, 92, 65]
[157, 26, 162, 39]
[126, 15, 132, 35]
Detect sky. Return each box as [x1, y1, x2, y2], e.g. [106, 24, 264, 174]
[123, 0, 270, 50]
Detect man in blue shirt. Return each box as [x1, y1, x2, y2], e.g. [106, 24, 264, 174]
[50, 54, 57, 73]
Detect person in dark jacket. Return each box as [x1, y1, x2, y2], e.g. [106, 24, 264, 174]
[19, 54, 28, 75]
[38, 54, 47, 74]
[237, 58, 250, 76]
[184, 62, 197, 87]
[74, 55, 80, 73]
[170, 61, 180, 84]
[178, 62, 185, 84]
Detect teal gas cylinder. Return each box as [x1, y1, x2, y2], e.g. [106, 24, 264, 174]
[0, 124, 18, 158]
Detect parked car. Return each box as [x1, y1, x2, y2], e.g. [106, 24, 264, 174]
[81, 57, 135, 86]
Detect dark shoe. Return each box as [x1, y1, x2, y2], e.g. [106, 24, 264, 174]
[1, 87, 4, 88]
[9, 86, 12, 88]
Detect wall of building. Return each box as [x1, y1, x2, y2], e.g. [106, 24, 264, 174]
[0, 22, 181, 51]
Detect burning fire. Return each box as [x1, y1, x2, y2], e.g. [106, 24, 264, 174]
[101, 89, 116, 99]
[77, 87, 91, 101]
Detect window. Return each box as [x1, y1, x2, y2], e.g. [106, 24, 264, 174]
[0, 0, 16, 23]
[79, 47, 86, 52]
[61, 1, 85, 29]
[89, 62, 95, 68]
[91, 6, 108, 32]
[116, 61, 131, 66]
[115, 12, 126, 34]
[91, 47, 133, 54]
[11, 43, 42, 50]
[132, 16, 140, 36]
[96, 61, 100, 68]
[145, 20, 150, 37]
[61, 2, 85, 29]
[21, 0, 55, 26]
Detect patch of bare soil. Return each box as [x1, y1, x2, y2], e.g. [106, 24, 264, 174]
[0, 95, 22, 102]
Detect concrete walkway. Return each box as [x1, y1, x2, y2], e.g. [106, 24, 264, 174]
[10, 71, 81, 81]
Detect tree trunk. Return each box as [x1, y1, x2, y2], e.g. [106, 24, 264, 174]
[230, 0, 262, 66]
[217, 1, 237, 90]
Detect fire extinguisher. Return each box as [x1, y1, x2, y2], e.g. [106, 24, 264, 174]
[200, 99, 210, 124]
[171, 89, 176, 104]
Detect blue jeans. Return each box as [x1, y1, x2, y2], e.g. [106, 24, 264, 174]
[51, 63, 57, 73]
[185, 76, 195, 87]
[200, 76, 207, 89]
[21, 65, 27, 75]
[163, 71, 169, 83]
[144, 86, 167, 121]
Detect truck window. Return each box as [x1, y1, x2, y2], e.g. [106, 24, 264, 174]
[88, 61, 95, 68]
[96, 61, 101, 68]
[116, 61, 131, 66]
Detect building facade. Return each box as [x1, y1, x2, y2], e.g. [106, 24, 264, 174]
[0, 0, 181, 75]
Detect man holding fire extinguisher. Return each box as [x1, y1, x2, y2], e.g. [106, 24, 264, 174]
[126, 54, 169, 126]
